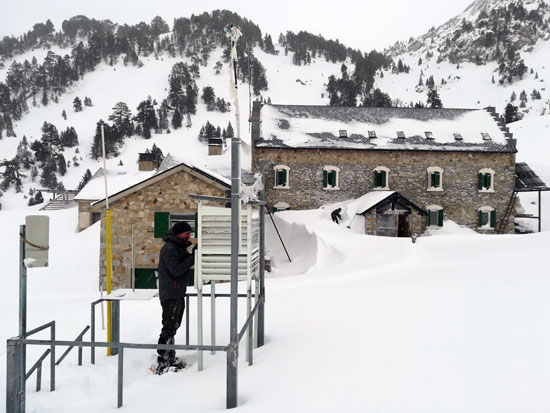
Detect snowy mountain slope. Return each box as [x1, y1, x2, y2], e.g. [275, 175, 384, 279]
[0, 42, 343, 211]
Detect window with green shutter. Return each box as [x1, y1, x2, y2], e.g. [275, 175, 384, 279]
[428, 208, 443, 227]
[478, 208, 495, 229]
[275, 167, 288, 187]
[438, 209, 444, 226]
[323, 170, 328, 188]
[490, 210, 496, 228]
[154, 212, 169, 238]
[478, 169, 495, 191]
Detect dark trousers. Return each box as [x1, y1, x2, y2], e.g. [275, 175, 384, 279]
[157, 298, 185, 362]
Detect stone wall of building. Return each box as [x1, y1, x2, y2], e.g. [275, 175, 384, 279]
[253, 148, 516, 234]
[98, 170, 227, 289]
[363, 209, 425, 236]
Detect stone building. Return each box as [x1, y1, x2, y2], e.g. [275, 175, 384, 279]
[251, 102, 518, 235]
[74, 157, 230, 288]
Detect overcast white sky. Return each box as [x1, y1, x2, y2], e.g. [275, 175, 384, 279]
[0, 0, 474, 51]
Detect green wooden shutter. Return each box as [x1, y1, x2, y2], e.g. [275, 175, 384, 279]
[373, 171, 378, 187]
[485, 174, 491, 190]
[427, 210, 432, 226]
[434, 172, 440, 188]
[323, 170, 328, 188]
[381, 171, 387, 188]
[282, 169, 287, 186]
[490, 210, 496, 228]
[438, 209, 444, 226]
[478, 173, 483, 189]
[478, 211, 483, 227]
[154, 212, 170, 238]
[331, 171, 336, 187]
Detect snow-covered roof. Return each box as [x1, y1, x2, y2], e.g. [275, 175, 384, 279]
[256, 104, 516, 153]
[353, 191, 396, 214]
[75, 158, 231, 205]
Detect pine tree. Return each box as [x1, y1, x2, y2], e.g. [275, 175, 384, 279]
[16, 136, 33, 169]
[41, 87, 49, 106]
[108, 102, 134, 137]
[41, 122, 61, 154]
[73, 96, 82, 112]
[185, 114, 192, 129]
[172, 107, 182, 129]
[226, 122, 234, 139]
[77, 169, 92, 191]
[504, 103, 520, 124]
[427, 88, 443, 108]
[40, 158, 58, 189]
[62, 109, 67, 120]
[57, 154, 67, 176]
[201, 86, 216, 110]
[4, 114, 16, 137]
[134, 98, 158, 138]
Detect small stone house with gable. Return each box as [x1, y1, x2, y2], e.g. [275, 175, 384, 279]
[250, 102, 518, 235]
[74, 155, 230, 289]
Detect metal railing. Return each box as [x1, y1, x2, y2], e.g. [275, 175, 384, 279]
[7, 295, 263, 411]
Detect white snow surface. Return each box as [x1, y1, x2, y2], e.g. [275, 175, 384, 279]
[262, 105, 507, 148]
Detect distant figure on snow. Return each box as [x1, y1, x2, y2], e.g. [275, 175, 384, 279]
[331, 208, 342, 224]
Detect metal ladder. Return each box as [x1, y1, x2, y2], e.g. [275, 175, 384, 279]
[497, 190, 517, 234]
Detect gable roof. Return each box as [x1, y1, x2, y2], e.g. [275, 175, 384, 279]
[255, 104, 516, 153]
[77, 162, 231, 208]
[355, 191, 427, 215]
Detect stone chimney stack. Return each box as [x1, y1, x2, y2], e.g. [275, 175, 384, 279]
[138, 153, 157, 171]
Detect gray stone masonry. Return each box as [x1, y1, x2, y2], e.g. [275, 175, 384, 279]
[252, 147, 516, 234]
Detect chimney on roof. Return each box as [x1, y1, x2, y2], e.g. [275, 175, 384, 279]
[484, 106, 496, 114]
[208, 137, 223, 156]
[138, 152, 157, 171]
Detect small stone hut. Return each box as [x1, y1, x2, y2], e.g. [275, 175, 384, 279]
[75, 157, 230, 289]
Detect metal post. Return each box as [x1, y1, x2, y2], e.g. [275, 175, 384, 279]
[258, 161, 266, 347]
[117, 348, 123, 408]
[254, 279, 260, 348]
[246, 288, 253, 366]
[36, 365, 42, 392]
[211, 281, 216, 354]
[198, 288, 203, 371]
[227, 25, 242, 409]
[19, 224, 27, 413]
[111, 301, 120, 356]
[91, 303, 95, 365]
[131, 225, 135, 291]
[6, 339, 23, 413]
[50, 322, 55, 391]
[185, 295, 190, 346]
[539, 189, 542, 232]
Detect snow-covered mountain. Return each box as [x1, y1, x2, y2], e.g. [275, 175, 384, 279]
[0, 2, 549, 216]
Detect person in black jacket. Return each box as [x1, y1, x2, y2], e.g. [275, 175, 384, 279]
[156, 221, 195, 367]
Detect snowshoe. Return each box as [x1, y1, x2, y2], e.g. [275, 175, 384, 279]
[150, 357, 187, 375]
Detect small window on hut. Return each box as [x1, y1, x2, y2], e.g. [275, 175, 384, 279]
[396, 131, 406, 139]
[323, 166, 340, 190]
[427, 205, 444, 227]
[427, 167, 444, 191]
[425, 131, 434, 139]
[454, 133, 463, 141]
[481, 133, 491, 140]
[478, 206, 496, 230]
[373, 166, 390, 190]
[368, 131, 377, 138]
[274, 165, 290, 188]
[478, 168, 495, 192]
[339, 130, 348, 138]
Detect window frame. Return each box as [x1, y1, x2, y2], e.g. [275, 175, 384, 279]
[478, 168, 495, 192]
[322, 166, 340, 191]
[427, 166, 444, 192]
[427, 204, 444, 227]
[273, 165, 290, 189]
[373, 166, 390, 190]
[478, 206, 496, 230]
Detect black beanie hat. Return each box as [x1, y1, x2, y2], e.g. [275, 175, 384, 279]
[172, 221, 192, 235]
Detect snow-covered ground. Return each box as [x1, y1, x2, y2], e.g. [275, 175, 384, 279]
[1, 194, 550, 412]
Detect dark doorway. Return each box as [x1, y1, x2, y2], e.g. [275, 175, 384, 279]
[398, 214, 410, 237]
